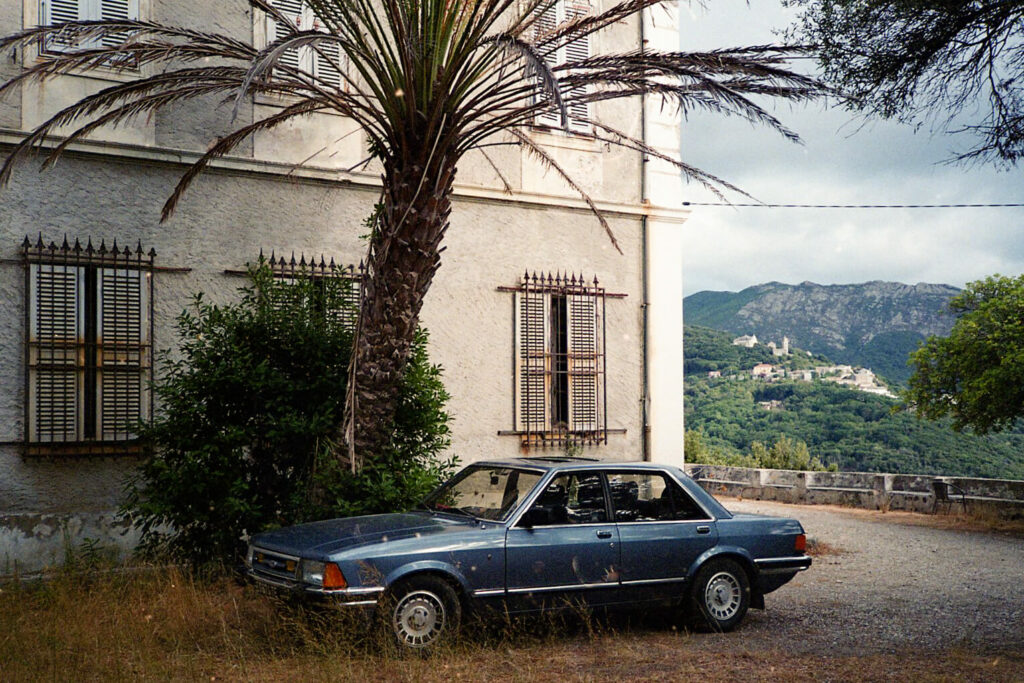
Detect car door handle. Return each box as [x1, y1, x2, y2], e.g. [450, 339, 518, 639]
[696, 525, 711, 535]
[597, 530, 613, 539]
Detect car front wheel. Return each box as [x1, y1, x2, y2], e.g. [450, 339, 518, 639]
[691, 558, 750, 632]
[388, 575, 462, 649]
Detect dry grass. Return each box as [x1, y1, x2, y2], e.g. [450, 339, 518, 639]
[2, 565, 1022, 682]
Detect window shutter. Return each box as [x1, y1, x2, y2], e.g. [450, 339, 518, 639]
[566, 292, 599, 431]
[269, 0, 305, 72]
[314, 39, 344, 90]
[563, 1, 590, 133]
[98, 0, 139, 49]
[41, 0, 84, 52]
[533, 1, 561, 127]
[516, 289, 550, 434]
[28, 263, 83, 442]
[97, 267, 148, 440]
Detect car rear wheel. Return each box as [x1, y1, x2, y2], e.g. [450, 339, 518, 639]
[387, 575, 462, 650]
[691, 558, 750, 632]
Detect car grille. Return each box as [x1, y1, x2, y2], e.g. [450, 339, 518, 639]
[250, 546, 300, 586]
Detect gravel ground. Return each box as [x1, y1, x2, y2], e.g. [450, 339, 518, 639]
[703, 499, 1024, 657]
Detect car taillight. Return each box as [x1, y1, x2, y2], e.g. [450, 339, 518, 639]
[794, 533, 807, 552]
[323, 563, 347, 590]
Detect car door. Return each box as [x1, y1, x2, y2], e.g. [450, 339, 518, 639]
[608, 470, 719, 603]
[504, 471, 621, 611]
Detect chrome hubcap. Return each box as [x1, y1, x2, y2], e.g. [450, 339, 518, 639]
[704, 571, 741, 621]
[393, 590, 445, 647]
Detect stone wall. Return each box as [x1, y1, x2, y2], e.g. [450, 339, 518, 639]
[684, 464, 1024, 518]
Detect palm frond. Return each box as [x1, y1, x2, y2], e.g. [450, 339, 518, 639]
[510, 129, 621, 254]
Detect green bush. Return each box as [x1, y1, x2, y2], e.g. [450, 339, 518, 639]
[121, 266, 455, 567]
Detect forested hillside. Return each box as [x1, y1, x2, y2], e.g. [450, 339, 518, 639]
[684, 325, 1024, 479]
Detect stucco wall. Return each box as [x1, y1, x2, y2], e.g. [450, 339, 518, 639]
[0, 147, 649, 573]
[0, 0, 680, 574]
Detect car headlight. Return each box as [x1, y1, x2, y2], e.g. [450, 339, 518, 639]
[300, 560, 347, 590]
[245, 545, 254, 569]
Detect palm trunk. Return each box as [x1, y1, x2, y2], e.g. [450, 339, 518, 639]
[345, 147, 458, 466]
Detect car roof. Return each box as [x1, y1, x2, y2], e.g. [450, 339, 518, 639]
[467, 458, 685, 474]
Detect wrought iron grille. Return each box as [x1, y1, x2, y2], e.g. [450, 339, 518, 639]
[513, 271, 606, 448]
[262, 250, 363, 330]
[23, 235, 154, 456]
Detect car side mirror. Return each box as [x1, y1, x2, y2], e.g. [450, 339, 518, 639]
[519, 507, 548, 528]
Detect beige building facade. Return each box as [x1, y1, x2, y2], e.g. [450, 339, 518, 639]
[0, 0, 688, 572]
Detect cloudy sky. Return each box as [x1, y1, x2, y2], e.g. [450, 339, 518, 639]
[676, 1, 1024, 296]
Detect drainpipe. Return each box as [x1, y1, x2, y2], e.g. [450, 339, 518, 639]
[639, 10, 651, 461]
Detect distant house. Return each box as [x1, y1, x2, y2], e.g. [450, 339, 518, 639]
[708, 371, 722, 379]
[769, 336, 791, 357]
[757, 400, 784, 411]
[732, 334, 758, 348]
[752, 363, 774, 378]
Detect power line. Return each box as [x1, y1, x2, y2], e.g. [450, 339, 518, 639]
[682, 201, 1024, 209]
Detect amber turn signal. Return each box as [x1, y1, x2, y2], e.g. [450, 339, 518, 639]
[323, 562, 347, 590]
[794, 533, 807, 552]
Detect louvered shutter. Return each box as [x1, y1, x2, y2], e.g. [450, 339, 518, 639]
[563, 1, 590, 133]
[97, 267, 148, 440]
[98, 0, 139, 49]
[516, 290, 550, 434]
[566, 293, 599, 432]
[28, 264, 83, 442]
[533, 1, 561, 127]
[41, 0, 84, 53]
[314, 39, 344, 90]
[269, 0, 305, 72]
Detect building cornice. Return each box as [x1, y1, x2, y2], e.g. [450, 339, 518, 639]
[0, 129, 691, 224]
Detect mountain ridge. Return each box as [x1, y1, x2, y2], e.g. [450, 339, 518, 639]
[684, 280, 962, 383]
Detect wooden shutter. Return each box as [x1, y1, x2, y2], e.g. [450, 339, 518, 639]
[314, 39, 344, 90]
[533, 1, 561, 127]
[566, 292, 599, 432]
[28, 263, 83, 442]
[563, 0, 590, 133]
[97, 267, 148, 440]
[98, 0, 139, 49]
[269, 0, 305, 71]
[516, 289, 550, 434]
[42, 0, 84, 52]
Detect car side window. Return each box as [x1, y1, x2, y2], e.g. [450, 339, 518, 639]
[520, 472, 607, 526]
[607, 472, 710, 522]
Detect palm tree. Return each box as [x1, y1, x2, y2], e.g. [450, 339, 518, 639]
[0, 0, 820, 467]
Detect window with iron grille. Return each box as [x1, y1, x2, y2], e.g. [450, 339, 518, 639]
[261, 251, 362, 330]
[264, 0, 346, 90]
[23, 235, 154, 456]
[40, 0, 140, 56]
[512, 271, 606, 448]
[532, 0, 592, 134]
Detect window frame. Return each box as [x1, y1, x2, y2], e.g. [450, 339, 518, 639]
[33, 0, 142, 66]
[22, 235, 155, 457]
[257, 0, 347, 92]
[510, 271, 607, 449]
[531, 0, 593, 135]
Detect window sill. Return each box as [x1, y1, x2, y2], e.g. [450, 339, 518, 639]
[527, 125, 600, 152]
[23, 440, 147, 458]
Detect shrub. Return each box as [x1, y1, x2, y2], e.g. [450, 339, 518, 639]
[121, 266, 455, 567]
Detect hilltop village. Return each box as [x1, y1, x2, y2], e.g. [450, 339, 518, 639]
[703, 334, 896, 399]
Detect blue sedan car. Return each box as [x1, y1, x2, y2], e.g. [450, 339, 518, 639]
[246, 458, 811, 648]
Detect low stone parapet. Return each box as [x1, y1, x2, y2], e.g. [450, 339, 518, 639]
[684, 464, 1024, 518]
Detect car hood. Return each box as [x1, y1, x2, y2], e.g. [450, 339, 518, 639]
[250, 511, 476, 557]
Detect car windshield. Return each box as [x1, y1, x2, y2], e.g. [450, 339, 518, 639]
[420, 466, 543, 521]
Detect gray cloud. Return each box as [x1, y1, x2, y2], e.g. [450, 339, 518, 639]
[677, 0, 1024, 296]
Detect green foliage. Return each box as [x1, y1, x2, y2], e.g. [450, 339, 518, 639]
[685, 430, 833, 472]
[122, 267, 455, 566]
[686, 376, 1024, 479]
[785, 0, 1024, 165]
[906, 275, 1024, 434]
